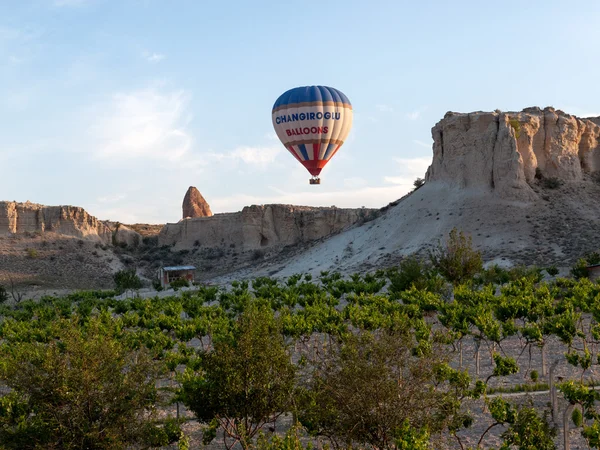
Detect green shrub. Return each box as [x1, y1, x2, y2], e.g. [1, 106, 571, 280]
[0, 285, 7, 304]
[413, 177, 425, 191]
[388, 257, 429, 294]
[530, 370, 539, 382]
[535, 167, 543, 180]
[571, 259, 590, 279]
[169, 279, 189, 290]
[25, 248, 38, 259]
[546, 265, 559, 277]
[429, 228, 483, 284]
[572, 407, 583, 427]
[543, 177, 562, 189]
[113, 269, 143, 294]
[0, 317, 164, 449]
[509, 118, 521, 139]
[152, 279, 163, 291]
[586, 252, 600, 265]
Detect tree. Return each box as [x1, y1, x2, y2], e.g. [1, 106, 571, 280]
[178, 302, 297, 450]
[493, 399, 556, 450]
[113, 268, 143, 296]
[298, 328, 453, 450]
[413, 177, 425, 191]
[0, 316, 169, 449]
[429, 228, 483, 284]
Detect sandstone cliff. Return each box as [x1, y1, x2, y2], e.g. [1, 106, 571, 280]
[0, 201, 112, 242]
[182, 187, 213, 219]
[159, 204, 375, 251]
[426, 107, 600, 201]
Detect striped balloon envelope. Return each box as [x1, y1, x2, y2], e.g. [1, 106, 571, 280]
[272, 86, 353, 183]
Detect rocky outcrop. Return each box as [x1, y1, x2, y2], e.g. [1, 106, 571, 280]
[159, 204, 375, 251]
[425, 107, 600, 201]
[0, 201, 112, 242]
[182, 187, 212, 219]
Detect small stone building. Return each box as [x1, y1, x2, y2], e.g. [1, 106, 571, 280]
[159, 265, 196, 288]
[587, 264, 600, 281]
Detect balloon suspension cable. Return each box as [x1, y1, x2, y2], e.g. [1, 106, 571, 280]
[309, 177, 321, 185]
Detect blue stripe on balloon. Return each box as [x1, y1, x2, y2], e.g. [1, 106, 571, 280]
[323, 143, 337, 160]
[297, 144, 309, 161]
[273, 86, 351, 111]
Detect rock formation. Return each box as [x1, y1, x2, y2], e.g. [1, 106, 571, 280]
[182, 187, 212, 219]
[426, 107, 600, 201]
[0, 201, 112, 242]
[160, 204, 375, 251]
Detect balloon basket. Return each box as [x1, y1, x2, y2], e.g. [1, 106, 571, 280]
[309, 177, 321, 185]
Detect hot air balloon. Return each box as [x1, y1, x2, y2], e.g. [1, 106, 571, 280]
[272, 86, 353, 184]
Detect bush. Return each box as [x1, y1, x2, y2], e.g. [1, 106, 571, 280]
[152, 278, 163, 291]
[546, 265, 559, 277]
[572, 407, 583, 427]
[179, 303, 296, 448]
[388, 257, 430, 294]
[586, 252, 600, 265]
[535, 167, 543, 180]
[0, 317, 165, 449]
[299, 328, 452, 449]
[543, 177, 562, 189]
[429, 228, 483, 284]
[25, 248, 38, 259]
[530, 370, 539, 382]
[571, 259, 590, 279]
[0, 285, 7, 304]
[252, 249, 265, 260]
[413, 177, 425, 191]
[509, 118, 521, 139]
[169, 278, 189, 290]
[113, 269, 143, 294]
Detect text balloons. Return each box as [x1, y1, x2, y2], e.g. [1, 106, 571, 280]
[272, 86, 353, 183]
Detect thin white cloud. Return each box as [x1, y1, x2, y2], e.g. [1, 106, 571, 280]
[405, 106, 428, 121]
[413, 139, 431, 148]
[143, 51, 165, 63]
[383, 157, 430, 186]
[97, 194, 126, 203]
[376, 104, 394, 113]
[204, 146, 281, 170]
[393, 157, 431, 175]
[87, 86, 192, 161]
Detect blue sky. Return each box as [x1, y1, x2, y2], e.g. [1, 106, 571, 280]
[1, 0, 599, 223]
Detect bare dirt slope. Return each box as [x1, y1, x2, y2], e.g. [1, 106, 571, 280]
[210, 176, 600, 283]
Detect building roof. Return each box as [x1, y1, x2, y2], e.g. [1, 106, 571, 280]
[162, 265, 196, 271]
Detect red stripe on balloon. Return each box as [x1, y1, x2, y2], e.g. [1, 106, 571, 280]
[312, 143, 319, 161]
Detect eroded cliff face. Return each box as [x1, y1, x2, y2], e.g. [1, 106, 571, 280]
[0, 201, 112, 242]
[159, 204, 374, 251]
[425, 107, 600, 201]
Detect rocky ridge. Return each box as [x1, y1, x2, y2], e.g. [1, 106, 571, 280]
[160, 204, 376, 252]
[0, 201, 112, 242]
